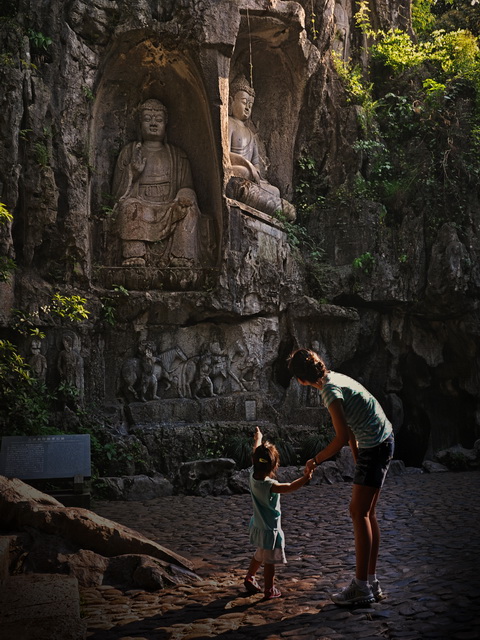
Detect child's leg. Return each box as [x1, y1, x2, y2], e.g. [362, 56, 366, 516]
[246, 556, 262, 578]
[264, 562, 275, 590]
[244, 554, 263, 594]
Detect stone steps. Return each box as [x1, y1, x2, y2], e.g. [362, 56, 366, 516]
[0, 535, 13, 582]
[0, 553, 87, 640]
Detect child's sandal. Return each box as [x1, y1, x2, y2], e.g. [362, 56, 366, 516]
[264, 586, 282, 599]
[244, 575, 262, 594]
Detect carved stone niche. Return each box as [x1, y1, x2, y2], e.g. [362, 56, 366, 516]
[89, 37, 222, 291]
[225, 5, 319, 226]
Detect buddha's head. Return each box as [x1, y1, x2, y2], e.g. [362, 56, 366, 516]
[140, 99, 168, 141]
[229, 76, 255, 121]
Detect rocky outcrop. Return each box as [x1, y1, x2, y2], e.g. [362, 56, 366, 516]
[175, 458, 236, 496]
[0, 475, 198, 589]
[0, 0, 478, 479]
[94, 473, 173, 501]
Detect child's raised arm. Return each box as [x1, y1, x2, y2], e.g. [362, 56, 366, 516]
[252, 425, 263, 450]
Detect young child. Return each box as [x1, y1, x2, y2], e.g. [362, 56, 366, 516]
[244, 426, 313, 599]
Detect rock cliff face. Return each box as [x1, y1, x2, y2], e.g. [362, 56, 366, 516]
[0, 0, 479, 469]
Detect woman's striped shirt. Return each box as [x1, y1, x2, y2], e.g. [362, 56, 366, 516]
[320, 371, 393, 448]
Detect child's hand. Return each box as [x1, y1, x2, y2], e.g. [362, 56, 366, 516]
[253, 426, 263, 448]
[304, 466, 314, 480]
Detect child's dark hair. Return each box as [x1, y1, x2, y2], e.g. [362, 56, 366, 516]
[287, 348, 327, 384]
[252, 441, 280, 478]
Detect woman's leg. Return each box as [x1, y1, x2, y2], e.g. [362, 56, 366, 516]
[349, 484, 381, 581]
[368, 489, 381, 575]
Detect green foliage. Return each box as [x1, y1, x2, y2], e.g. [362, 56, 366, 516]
[274, 439, 298, 466]
[11, 293, 90, 337]
[372, 29, 429, 72]
[19, 128, 32, 141]
[352, 251, 376, 275]
[0, 339, 144, 478]
[299, 427, 334, 464]
[82, 85, 94, 101]
[352, 139, 394, 181]
[354, 0, 376, 38]
[0, 256, 16, 282]
[50, 293, 90, 322]
[0, 202, 16, 282]
[429, 29, 480, 91]
[341, 0, 480, 234]
[356, 0, 480, 90]
[307, 1, 318, 40]
[0, 52, 14, 66]
[33, 141, 49, 167]
[0, 202, 13, 224]
[412, 0, 437, 35]
[294, 155, 326, 218]
[0, 340, 57, 437]
[222, 434, 253, 469]
[273, 202, 328, 300]
[331, 51, 379, 133]
[88, 430, 145, 478]
[100, 285, 129, 326]
[27, 29, 52, 51]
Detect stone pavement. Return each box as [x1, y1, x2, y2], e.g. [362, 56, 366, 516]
[83, 471, 480, 640]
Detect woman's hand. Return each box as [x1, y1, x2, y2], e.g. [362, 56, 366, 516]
[305, 457, 317, 473]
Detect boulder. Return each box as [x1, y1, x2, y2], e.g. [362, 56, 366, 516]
[175, 458, 236, 496]
[229, 468, 251, 494]
[335, 446, 355, 480]
[434, 445, 479, 471]
[319, 460, 345, 484]
[0, 475, 198, 590]
[422, 460, 449, 473]
[388, 459, 407, 476]
[94, 473, 173, 500]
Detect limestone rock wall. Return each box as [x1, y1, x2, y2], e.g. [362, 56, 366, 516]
[0, 0, 479, 469]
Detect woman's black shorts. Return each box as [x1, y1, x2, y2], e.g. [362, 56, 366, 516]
[353, 435, 395, 489]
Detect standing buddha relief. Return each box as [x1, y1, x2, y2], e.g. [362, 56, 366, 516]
[226, 75, 296, 221]
[112, 99, 202, 268]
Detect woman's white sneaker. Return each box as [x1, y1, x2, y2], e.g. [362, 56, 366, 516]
[331, 579, 375, 606]
[370, 579, 385, 601]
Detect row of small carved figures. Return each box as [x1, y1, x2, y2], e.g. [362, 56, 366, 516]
[119, 344, 261, 402]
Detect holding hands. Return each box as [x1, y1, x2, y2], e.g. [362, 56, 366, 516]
[304, 465, 314, 481]
[304, 457, 317, 475]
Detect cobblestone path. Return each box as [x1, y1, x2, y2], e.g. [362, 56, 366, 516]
[83, 471, 480, 640]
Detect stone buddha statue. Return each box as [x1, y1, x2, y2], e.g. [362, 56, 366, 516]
[227, 76, 296, 221]
[112, 99, 200, 267]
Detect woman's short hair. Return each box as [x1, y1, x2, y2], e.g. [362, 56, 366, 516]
[287, 348, 327, 384]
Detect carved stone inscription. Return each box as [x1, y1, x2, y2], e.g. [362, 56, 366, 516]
[0, 435, 91, 480]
